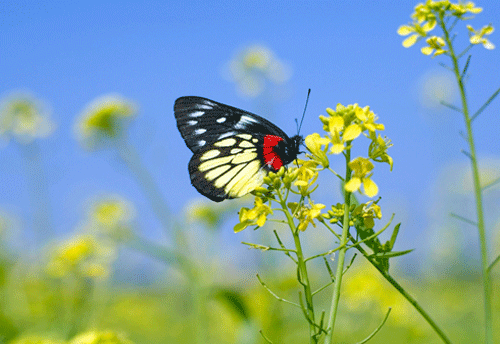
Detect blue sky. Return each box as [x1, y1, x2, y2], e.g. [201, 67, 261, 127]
[1, 1, 499, 268]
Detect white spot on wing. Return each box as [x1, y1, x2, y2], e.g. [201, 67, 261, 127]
[218, 131, 236, 140]
[190, 111, 204, 117]
[217, 117, 226, 123]
[188, 120, 198, 126]
[195, 128, 207, 135]
[198, 140, 206, 146]
[196, 104, 212, 110]
[235, 115, 259, 129]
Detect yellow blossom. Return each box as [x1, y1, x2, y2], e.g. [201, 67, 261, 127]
[305, 133, 330, 167]
[46, 234, 115, 278]
[345, 157, 378, 197]
[89, 196, 136, 241]
[421, 36, 447, 56]
[234, 197, 273, 232]
[467, 24, 495, 50]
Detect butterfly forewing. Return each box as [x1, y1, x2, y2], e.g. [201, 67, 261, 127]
[174, 97, 302, 202]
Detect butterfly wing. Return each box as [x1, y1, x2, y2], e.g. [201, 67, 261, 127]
[174, 97, 300, 202]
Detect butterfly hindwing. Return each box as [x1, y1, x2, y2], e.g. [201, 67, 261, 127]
[174, 96, 303, 202]
[188, 134, 266, 202]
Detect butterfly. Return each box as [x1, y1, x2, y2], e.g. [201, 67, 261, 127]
[174, 96, 303, 202]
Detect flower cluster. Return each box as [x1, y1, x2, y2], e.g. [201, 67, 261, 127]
[306, 103, 390, 197]
[288, 201, 325, 231]
[398, 1, 493, 56]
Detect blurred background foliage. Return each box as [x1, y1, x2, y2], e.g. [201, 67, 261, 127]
[1, 1, 500, 343]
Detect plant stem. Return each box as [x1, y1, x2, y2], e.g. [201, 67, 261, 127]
[116, 139, 204, 344]
[325, 146, 352, 344]
[439, 15, 492, 344]
[279, 192, 317, 343]
[353, 242, 452, 344]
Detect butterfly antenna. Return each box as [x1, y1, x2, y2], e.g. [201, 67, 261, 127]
[297, 88, 311, 135]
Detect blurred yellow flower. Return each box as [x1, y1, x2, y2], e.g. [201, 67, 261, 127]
[225, 45, 291, 98]
[0, 91, 55, 145]
[46, 234, 116, 278]
[69, 330, 133, 344]
[75, 94, 136, 150]
[89, 195, 136, 241]
[467, 24, 495, 50]
[343, 263, 413, 324]
[8, 336, 65, 344]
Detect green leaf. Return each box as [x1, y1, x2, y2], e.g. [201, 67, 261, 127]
[370, 249, 414, 259]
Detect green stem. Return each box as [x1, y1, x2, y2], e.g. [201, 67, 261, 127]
[279, 192, 317, 343]
[21, 142, 53, 244]
[439, 16, 492, 344]
[354, 242, 452, 344]
[325, 145, 352, 344]
[116, 139, 204, 344]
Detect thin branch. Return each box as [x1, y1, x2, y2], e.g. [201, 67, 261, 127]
[457, 44, 474, 60]
[273, 230, 298, 264]
[461, 149, 473, 160]
[259, 330, 274, 344]
[256, 274, 301, 308]
[487, 255, 500, 273]
[312, 281, 335, 296]
[460, 55, 472, 80]
[343, 253, 358, 275]
[471, 86, 500, 122]
[438, 62, 453, 71]
[450, 212, 477, 226]
[323, 256, 335, 281]
[241, 242, 297, 253]
[482, 176, 500, 191]
[356, 308, 392, 344]
[440, 100, 463, 113]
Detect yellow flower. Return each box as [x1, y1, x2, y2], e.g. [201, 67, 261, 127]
[467, 24, 495, 50]
[46, 234, 116, 278]
[450, 1, 482, 16]
[398, 22, 435, 48]
[69, 330, 133, 344]
[345, 157, 378, 197]
[226, 45, 291, 98]
[369, 134, 394, 171]
[421, 36, 447, 56]
[293, 160, 319, 196]
[352, 201, 382, 229]
[305, 133, 330, 167]
[0, 91, 55, 144]
[75, 94, 136, 150]
[89, 195, 136, 241]
[234, 197, 273, 232]
[294, 201, 325, 231]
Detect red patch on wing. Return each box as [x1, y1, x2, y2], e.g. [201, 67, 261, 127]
[263, 135, 284, 171]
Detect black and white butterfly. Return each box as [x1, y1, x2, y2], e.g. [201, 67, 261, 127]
[174, 97, 303, 202]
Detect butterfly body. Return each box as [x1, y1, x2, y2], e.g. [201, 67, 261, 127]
[174, 96, 302, 202]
